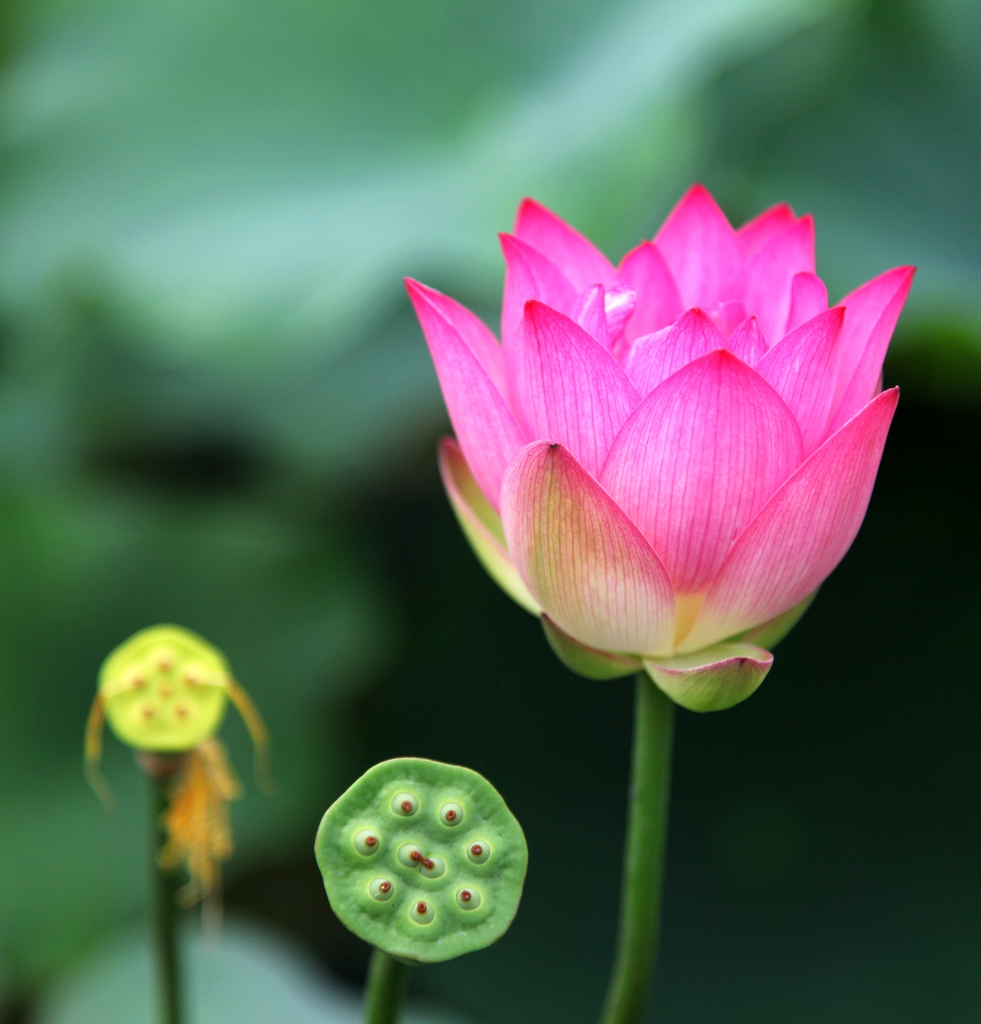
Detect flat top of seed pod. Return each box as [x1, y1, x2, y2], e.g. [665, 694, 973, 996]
[99, 624, 230, 752]
[315, 757, 528, 964]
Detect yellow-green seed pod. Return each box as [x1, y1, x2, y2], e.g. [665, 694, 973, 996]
[85, 624, 271, 808]
[99, 625, 231, 752]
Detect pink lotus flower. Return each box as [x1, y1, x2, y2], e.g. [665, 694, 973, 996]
[407, 185, 912, 710]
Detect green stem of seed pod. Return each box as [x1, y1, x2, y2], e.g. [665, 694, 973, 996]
[599, 675, 674, 1024]
[364, 949, 407, 1024]
[150, 775, 184, 1024]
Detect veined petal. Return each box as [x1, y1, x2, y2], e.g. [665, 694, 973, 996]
[786, 272, 829, 334]
[625, 308, 726, 396]
[682, 388, 899, 651]
[501, 441, 675, 657]
[644, 642, 773, 712]
[726, 316, 767, 366]
[742, 216, 816, 346]
[514, 198, 617, 291]
[500, 233, 578, 349]
[405, 279, 505, 395]
[407, 279, 525, 509]
[654, 184, 739, 310]
[518, 302, 640, 477]
[736, 203, 797, 260]
[602, 350, 804, 594]
[618, 241, 683, 342]
[438, 439, 540, 615]
[755, 307, 844, 455]
[829, 266, 915, 432]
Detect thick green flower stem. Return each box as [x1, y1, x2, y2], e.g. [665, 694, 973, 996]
[146, 761, 184, 1024]
[599, 676, 675, 1024]
[364, 949, 408, 1024]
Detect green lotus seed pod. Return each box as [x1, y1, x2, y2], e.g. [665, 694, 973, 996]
[315, 757, 528, 964]
[99, 625, 231, 751]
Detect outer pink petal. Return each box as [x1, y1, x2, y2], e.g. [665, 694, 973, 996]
[517, 302, 640, 478]
[726, 316, 767, 366]
[682, 387, 899, 651]
[501, 441, 675, 656]
[438, 439, 540, 615]
[500, 233, 578, 349]
[654, 184, 740, 310]
[736, 203, 797, 259]
[404, 278, 505, 396]
[602, 350, 804, 594]
[407, 279, 526, 510]
[618, 241, 684, 342]
[829, 267, 915, 432]
[514, 198, 617, 292]
[741, 216, 816, 346]
[755, 307, 844, 455]
[785, 272, 829, 334]
[624, 308, 726, 396]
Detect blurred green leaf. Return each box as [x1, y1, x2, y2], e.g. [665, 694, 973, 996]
[0, 0, 834, 360]
[36, 919, 473, 1024]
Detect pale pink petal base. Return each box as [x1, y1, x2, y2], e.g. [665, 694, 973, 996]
[542, 615, 642, 680]
[502, 441, 676, 656]
[643, 642, 774, 712]
[439, 440, 540, 616]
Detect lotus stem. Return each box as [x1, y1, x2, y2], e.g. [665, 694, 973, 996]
[364, 949, 407, 1024]
[148, 764, 185, 1024]
[599, 675, 674, 1024]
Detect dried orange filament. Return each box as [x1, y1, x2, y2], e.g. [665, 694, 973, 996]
[158, 738, 243, 906]
[83, 694, 114, 809]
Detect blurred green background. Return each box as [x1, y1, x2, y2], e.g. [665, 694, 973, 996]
[0, 0, 979, 1020]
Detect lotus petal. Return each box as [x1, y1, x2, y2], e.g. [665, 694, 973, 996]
[501, 441, 675, 656]
[625, 308, 726, 396]
[725, 316, 767, 366]
[741, 216, 816, 347]
[755, 307, 844, 455]
[654, 184, 739, 310]
[407, 279, 525, 508]
[438, 439, 540, 615]
[736, 202, 797, 259]
[785, 272, 829, 334]
[603, 350, 804, 593]
[404, 279, 506, 395]
[829, 266, 915, 431]
[500, 232, 578, 350]
[514, 198, 616, 291]
[541, 615, 642, 680]
[517, 302, 640, 477]
[618, 240, 683, 342]
[682, 388, 899, 650]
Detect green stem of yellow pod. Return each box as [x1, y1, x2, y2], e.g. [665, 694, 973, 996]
[148, 763, 185, 1024]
